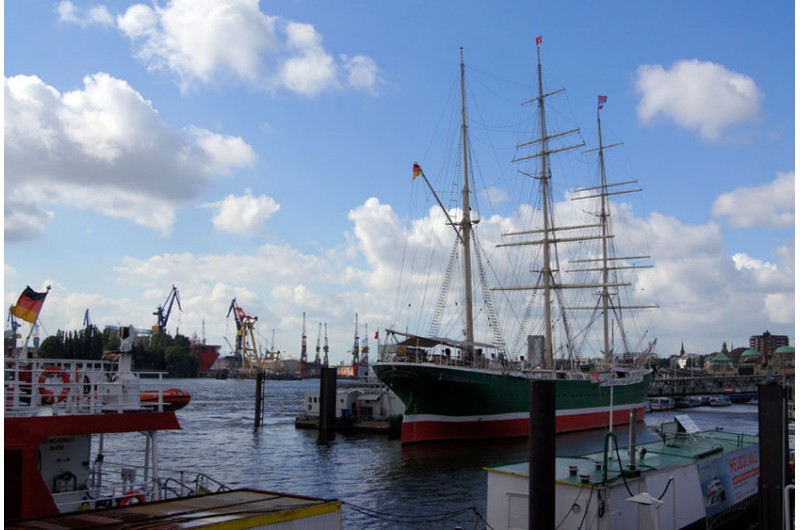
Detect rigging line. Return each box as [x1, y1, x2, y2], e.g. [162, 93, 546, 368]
[466, 62, 533, 91]
[470, 505, 497, 530]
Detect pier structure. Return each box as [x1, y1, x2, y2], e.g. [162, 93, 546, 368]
[648, 373, 793, 399]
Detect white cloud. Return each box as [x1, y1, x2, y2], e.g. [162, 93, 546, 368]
[119, 0, 277, 91]
[115, 0, 380, 96]
[4, 199, 55, 242]
[204, 190, 281, 236]
[278, 22, 338, 96]
[58, 1, 114, 27]
[6, 195, 793, 360]
[712, 171, 794, 228]
[635, 59, 763, 140]
[343, 55, 383, 95]
[4, 74, 257, 237]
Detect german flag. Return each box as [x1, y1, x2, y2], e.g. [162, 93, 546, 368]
[11, 286, 49, 323]
[412, 163, 422, 180]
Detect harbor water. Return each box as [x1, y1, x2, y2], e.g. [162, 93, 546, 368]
[103, 378, 760, 529]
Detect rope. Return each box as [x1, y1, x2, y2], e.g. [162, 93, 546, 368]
[343, 500, 487, 526]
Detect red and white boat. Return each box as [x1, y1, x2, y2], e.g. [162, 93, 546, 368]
[4, 352, 211, 519]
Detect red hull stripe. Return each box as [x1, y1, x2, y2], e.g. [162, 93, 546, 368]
[400, 406, 645, 443]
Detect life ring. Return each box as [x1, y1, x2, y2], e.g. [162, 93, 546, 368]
[119, 490, 146, 506]
[38, 367, 71, 405]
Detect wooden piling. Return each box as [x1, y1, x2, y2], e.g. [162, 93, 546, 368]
[318, 367, 337, 442]
[254, 370, 265, 428]
[529, 380, 555, 530]
[757, 381, 787, 530]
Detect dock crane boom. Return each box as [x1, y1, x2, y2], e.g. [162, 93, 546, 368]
[226, 298, 262, 376]
[315, 322, 322, 363]
[153, 285, 181, 334]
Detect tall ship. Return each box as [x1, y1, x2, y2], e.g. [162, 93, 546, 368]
[373, 42, 655, 444]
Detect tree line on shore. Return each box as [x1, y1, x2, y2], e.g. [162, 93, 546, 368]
[36, 325, 200, 377]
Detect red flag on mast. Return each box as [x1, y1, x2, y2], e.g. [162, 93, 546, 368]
[535, 36, 543, 46]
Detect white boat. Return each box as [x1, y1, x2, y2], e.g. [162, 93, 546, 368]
[296, 379, 404, 433]
[708, 395, 732, 407]
[485, 415, 760, 529]
[647, 396, 675, 411]
[675, 395, 702, 408]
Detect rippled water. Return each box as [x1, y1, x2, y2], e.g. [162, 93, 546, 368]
[103, 378, 760, 529]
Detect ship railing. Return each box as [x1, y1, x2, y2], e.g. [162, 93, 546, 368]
[153, 473, 231, 500]
[377, 350, 525, 372]
[4, 357, 171, 416]
[84, 459, 230, 507]
[50, 476, 157, 513]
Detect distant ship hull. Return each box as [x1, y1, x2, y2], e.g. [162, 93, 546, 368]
[301, 361, 322, 379]
[190, 343, 221, 374]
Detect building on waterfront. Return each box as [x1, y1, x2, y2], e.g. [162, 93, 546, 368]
[769, 345, 794, 376]
[736, 348, 763, 375]
[749, 330, 789, 356]
[707, 351, 733, 373]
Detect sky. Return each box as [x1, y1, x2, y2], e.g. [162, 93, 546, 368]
[4, 0, 795, 365]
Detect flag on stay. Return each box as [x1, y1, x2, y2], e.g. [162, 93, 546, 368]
[412, 163, 422, 180]
[597, 95, 608, 109]
[11, 286, 49, 324]
[535, 35, 543, 46]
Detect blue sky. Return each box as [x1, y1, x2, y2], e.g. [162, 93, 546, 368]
[4, 0, 795, 363]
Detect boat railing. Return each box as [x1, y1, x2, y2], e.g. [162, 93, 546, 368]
[377, 350, 530, 372]
[4, 357, 171, 416]
[155, 472, 231, 500]
[82, 459, 231, 508]
[49, 469, 156, 512]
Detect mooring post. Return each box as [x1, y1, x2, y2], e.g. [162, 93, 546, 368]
[254, 370, 265, 428]
[319, 367, 337, 442]
[529, 380, 555, 530]
[757, 380, 786, 530]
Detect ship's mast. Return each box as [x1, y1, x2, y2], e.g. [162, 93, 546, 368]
[497, 38, 583, 370]
[596, 108, 611, 366]
[459, 48, 476, 362]
[534, 45, 555, 371]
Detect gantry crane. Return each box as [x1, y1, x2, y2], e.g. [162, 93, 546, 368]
[226, 298, 263, 376]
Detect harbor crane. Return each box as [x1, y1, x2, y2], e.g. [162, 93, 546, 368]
[226, 298, 263, 376]
[299, 312, 308, 376]
[152, 285, 181, 334]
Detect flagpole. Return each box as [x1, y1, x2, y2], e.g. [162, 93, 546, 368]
[413, 164, 465, 245]
[19, 285, 51, 359]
